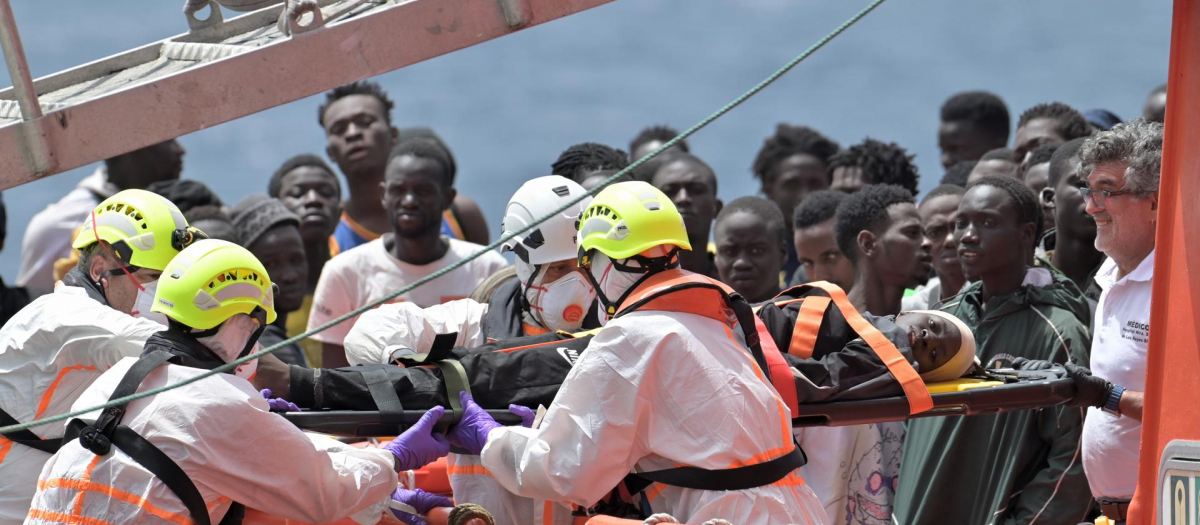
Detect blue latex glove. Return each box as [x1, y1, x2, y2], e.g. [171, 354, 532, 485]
[259, 389, 300, 412]
[448, 392, 503, 455]
[383, 406, 451, 471]
[389, 488, 452, 525]
[509, 404, 536, 428]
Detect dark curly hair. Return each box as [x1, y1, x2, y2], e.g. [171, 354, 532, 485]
[630, 125, 689, 157]
[388, 137, 455, 187]
[717, 196, 787, 246]
[268, 154, 340, 198]
[834, 184, 915, 265]
[1019, 143, 1060, 178]
[752, 124, 840, 187]
[827, 138, 920, 196]
[966, 175, 1044, 248]
[1017, 102, 1091, 142]
[920, 184, 966, 206]
[1047, 138, 1086, 189]
[318, 80, 395, 127]
[940, 91, 1010, 144]
[551, 143, 630, 182]
[940, 160, 977, 187]
[792, 190, 847, 230]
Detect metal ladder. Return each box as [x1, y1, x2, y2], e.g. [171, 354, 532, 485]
[0, 0, 612, 189]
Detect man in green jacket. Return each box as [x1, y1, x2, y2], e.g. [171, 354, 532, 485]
[893, 176, 1093, 525]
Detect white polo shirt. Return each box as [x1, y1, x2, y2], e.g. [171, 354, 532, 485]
[1081, 249, 1154, 499]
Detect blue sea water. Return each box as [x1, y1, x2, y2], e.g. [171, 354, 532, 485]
[0, 0, 1172, 280]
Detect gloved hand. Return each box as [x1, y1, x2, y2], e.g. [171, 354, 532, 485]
[509, 404, 536, 428]
[1065, 362, 1114, 408]
[448, 392, 502, 455]
[383, 406, 451, 471]
[1010, 357, 1056, 371]
[259, 389, 300, 412]
[389, 488, 452, 525]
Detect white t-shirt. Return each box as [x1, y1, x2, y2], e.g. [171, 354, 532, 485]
[17, 167, 116, 293]
[795, 421, 905, 525]
[307, 237, 507, 347]
[1081, 250, 1154, 499]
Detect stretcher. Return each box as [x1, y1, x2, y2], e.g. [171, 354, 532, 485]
[282, 367, 1075, 437]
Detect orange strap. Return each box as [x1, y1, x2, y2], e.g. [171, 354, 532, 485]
[788, 296, 831, 359]
[755, 316, 800, 415]
[802, 281, 933, 415]
[615, 270, 737, 327]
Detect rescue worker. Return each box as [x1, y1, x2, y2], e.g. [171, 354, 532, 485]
[341, 174, 593, 525]
[447, 181, 830, 525]
[0, 190, 201, 525]
[26, 240, 451, 525]
[343, 174, 596, 365]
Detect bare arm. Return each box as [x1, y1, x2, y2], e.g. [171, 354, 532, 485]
[453, 194, 490, 246]
[1120, 390, 1144, 422]
[250, 353, 291, 399]
[323, 343, 350, 369]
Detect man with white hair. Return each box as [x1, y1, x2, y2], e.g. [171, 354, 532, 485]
[1038, 119, 1162, 525]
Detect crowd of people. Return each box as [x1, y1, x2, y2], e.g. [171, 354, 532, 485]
[0, 78, 1170, 525]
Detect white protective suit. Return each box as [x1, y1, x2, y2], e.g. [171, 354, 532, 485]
[344, 299, 576, 525]
[0, 285, 162, 525]
[479, 308, 830, 525]
[26, 356, 398, 525]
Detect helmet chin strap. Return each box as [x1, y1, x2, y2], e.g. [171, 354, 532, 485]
[582, 248, 680, 319]
[518, 263, 544, 324]
[89, 210, 147, 304]
[170, 307, 268, 364]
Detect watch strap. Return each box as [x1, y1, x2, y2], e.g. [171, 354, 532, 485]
[1103, 384, 1125, 415]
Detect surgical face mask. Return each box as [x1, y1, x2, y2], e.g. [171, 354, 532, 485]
[232, 358, 258, 381]
[129, 279, 168, 327]
[198, 313, 263, 365]
[587, 252, 645, 314]
[529, 272, 596, 332]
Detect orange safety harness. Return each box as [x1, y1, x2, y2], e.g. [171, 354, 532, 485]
[764, 281, 933, 415]
[603, 269, 806, 493]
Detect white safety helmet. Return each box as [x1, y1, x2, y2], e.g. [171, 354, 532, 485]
[501, 175, 591, 267]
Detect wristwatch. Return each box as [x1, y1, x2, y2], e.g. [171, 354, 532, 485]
[1103, 385, 1126, 416]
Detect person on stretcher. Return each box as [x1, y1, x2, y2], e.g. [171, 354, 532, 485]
[283, 297, 978, 415]
[268, 190, 979, 525]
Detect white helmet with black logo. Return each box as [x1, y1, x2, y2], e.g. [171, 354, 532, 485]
[501, 175, 591, 267]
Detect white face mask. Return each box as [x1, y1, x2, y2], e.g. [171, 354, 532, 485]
[588, 252, 645, 314]
[130, 280, 169, 327]
[529, 272, 596, 332]
[197, 313, 262, 365]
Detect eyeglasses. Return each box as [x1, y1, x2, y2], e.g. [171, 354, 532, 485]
[1078, 187, 1146, 208]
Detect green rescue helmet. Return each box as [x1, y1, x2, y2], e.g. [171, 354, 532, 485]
[576, 181, 691, 263]
[152, 239, 277, 331]
[72, 189, 204, 271]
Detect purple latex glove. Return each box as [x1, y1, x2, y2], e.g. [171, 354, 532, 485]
[509, 404, 536, 428]
[448, 392, 503, 455]
[383, 406, 451, 471]
[259, 389, 300, 412]
[389, 488, 453, 525]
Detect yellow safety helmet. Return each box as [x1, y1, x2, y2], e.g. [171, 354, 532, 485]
[152, 239, 277, 331]
[577, 181, 692, 262]
[72, 189, 201, 271]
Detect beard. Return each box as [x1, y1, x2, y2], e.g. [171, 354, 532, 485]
[393, 212, 442, 238]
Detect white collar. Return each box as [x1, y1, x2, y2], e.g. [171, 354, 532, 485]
[1095, 249, 1155, 289]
